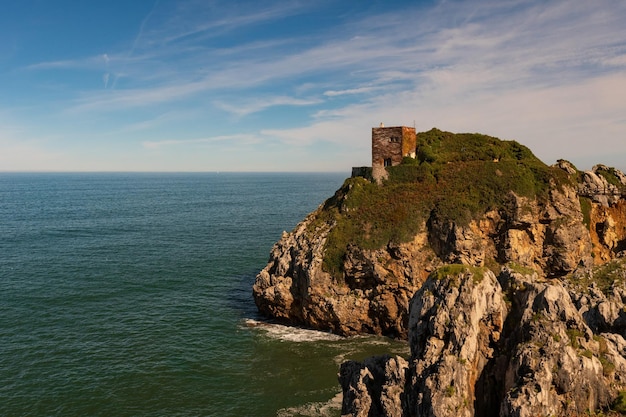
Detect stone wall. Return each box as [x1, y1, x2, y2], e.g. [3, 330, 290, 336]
[372, 126, 416, 182]
[371, 126, 417, 167]
[351, 166, 373, 180]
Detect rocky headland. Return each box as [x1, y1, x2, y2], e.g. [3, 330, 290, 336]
[253, 128, 626, 416]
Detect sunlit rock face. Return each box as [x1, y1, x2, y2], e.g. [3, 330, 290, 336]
[253, 131, 626, 415]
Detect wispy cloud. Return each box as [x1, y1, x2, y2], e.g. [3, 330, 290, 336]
[323, 87, 380, 97]
[25, 53, 112, 71]
[4, 0, 626, 171]
[157, 1, 314, 45]
[142, 133, 260, 149]
[214, 96, 322, 117]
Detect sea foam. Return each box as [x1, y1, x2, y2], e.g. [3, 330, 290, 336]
[276, 392, 343, 417]
[243, 319, 343, 342]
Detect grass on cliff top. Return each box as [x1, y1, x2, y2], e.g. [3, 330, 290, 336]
[318, 128, 572, 280]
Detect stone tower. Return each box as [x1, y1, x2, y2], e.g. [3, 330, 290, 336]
[371, 124, 416, 182]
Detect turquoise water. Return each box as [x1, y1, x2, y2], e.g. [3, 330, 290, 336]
[0, 173, 407, 417]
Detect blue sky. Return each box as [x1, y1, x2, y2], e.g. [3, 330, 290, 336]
[1, 0, 625, 172]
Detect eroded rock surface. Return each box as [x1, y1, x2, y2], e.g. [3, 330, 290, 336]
[252, 151, 626, 415]
[253, 168, 626, 336]
[339, 266, 626, 417]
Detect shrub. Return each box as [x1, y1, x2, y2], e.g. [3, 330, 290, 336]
[612, 390, 626, 414]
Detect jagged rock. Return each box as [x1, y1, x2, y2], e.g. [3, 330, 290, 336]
[340, 266, 626, 416]
[253, 130, 626, 415]
[554, 159, 578, 176]
[405, 267, 506, 417]
[253, 208, 431, 337]
[339, 355, 408, 417]
[579, 165, 626, 207]
[496, 269, 615, 417]
[254, 162, 624, 337]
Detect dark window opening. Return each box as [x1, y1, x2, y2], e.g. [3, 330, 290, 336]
[384, 158, 392, 167]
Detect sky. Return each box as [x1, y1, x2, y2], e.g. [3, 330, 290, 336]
[1, 0, 625, 172]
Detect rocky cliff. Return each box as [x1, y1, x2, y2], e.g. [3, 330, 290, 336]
[253, 130, 626, 338]
[252, 128, 626, 415]
[339, 262, 626, 416]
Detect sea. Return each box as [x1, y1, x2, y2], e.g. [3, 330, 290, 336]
[0, 172, 408, 417]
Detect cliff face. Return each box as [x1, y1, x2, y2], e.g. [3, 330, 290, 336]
[253, 161, 626, 338]
[253, 205, 430, 337]
[252, 129, 626, 415]
[340, 264, 626, 416]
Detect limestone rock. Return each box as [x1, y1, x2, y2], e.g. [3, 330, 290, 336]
[579, 165, 626, 207]
[554, 159, 578, 176]
[253, 206, 430, 337]
[254, 165, 626, 338]
[340, 266, 626, 416]
[405, 267, 506, 417]
[251, 129, 626, 416]
[339, 355, 408, 417]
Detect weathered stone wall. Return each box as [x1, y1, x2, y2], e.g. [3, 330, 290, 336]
[372, 127, 416, 167]
[351, 166, 373, 180]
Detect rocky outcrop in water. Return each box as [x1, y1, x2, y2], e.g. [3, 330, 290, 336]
[253, 206, 430, 337]
[253, 129, 626, 415]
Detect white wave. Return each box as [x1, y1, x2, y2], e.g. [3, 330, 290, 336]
[276, 392, 342, 417]
[242, 319, 343, 342]
[332, 338, 410, 366]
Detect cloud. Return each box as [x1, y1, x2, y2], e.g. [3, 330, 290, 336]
[214, 96, 322, 117]
[25, 55, 111, 71]
[141, 133, 260, 149]
[156, 1, 315, 45]
[5, 0, 626, 172]
[323, 87, 380, 97]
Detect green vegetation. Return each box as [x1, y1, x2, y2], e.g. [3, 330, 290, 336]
[582, 349, 593, 359]
[594, 335, 616, 377]
[531, 312, 544, 323]
[444, 385, 456, 397]
[433, 264, 485, 280]
[566, 329, 584, 349]
[507, 262, 537, 276]
[596, 166, 624, 188]
[579, 196, 592, 229]
[319, 128, 573, 280]
[416, 128, 535, 164]
[429, 264, 488, 287]
[612, 391, 626, 414]
[564, 258, 626, 296]
[317, 176, 430, 278]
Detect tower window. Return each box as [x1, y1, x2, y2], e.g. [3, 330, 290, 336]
[384, 158, 392, 167]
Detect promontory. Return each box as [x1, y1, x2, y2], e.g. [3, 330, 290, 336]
[253, 127, 626, 416]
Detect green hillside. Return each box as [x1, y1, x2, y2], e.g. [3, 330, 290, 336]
[316, 128, 573, 279]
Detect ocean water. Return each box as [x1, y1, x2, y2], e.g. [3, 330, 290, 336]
[0, 173, 408, 417]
